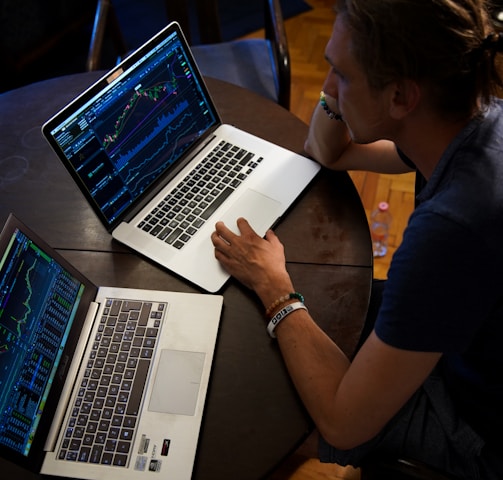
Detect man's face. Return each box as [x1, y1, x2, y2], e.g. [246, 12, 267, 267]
[325, 16, 395, 144]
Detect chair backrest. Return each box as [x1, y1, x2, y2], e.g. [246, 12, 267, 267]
[163, 0, 291, 109]
[86, 0, 291, 109]
[164, 0, 223, 45]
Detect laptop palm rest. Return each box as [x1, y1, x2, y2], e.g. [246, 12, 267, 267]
[148, 349, 206, 416]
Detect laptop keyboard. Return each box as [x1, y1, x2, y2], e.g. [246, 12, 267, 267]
[58, 298, 165, 467]
[138, 140, 263, 249]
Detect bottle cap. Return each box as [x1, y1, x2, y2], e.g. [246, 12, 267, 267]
[378, 201, 389, 211]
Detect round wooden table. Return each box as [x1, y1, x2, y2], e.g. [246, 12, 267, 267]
[0, 73, 372, 479]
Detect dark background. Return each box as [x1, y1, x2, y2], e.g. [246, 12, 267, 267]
[0, 0, 311, 93]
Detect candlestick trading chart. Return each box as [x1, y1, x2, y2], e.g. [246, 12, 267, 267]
[50, 30, 217, 226]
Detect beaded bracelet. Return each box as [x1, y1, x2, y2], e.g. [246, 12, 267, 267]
[267, 301, 308, 338]
[265, 292, 305, 318]
[320, 91, 343, 121]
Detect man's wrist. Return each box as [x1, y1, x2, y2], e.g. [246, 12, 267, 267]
[265, 292, 305, 318]
[319, 91, 343, 121]
[266, 301, 307, 338]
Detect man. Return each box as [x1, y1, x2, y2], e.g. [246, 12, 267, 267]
[211, 1, 503, 477]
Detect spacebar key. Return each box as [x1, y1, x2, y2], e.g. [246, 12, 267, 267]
[200, 187, 233, 220]
[127, 359, 150, 416]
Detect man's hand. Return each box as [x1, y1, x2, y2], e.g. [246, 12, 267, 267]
[211, 218, 294, 305]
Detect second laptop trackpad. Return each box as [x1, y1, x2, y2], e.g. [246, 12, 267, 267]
[148, 349, 206, 416]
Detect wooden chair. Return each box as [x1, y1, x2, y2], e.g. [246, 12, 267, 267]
[86, 0, 291, 109]
[86, 0, 128, 72]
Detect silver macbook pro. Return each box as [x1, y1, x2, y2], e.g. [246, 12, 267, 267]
[42, 21, 320, 293]
[0, 213, 223, 479]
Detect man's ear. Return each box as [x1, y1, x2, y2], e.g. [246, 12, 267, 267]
[388, 79, 420, 119]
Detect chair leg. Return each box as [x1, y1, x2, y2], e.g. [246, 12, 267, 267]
[87, 0, 128, 71]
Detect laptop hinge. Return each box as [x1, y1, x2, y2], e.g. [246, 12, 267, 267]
[44, 301, 100, 452]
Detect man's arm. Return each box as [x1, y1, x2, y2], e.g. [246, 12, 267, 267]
[211, 218, 441, 450]
[304, 73, 413, 174]
[275, 312, 441, 450]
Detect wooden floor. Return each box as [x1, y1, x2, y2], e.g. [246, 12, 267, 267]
[243, 0, 416, 478]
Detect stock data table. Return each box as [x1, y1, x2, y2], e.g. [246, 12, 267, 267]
[0, 72, 372, 479]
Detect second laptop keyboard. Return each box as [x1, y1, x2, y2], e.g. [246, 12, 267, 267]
[138, 140, 263, 249]
[58, 298, 165, 467]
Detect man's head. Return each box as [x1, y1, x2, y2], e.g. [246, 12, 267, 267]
[334, 0, 502, 121]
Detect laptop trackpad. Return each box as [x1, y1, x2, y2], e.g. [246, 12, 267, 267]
[148, 349, 206, 416]
[219, 188, 282, 235]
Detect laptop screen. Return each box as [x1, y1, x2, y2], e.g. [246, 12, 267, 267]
[0, 215, 99, 472]
[44, 24, 219, 230]
[0, 226, 85, 458]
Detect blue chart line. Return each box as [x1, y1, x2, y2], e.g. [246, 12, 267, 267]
[126, 114, 198, 194]
[114, 99, 190, 173]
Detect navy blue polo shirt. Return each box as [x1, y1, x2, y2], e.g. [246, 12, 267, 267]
[376, 98, 503, 445]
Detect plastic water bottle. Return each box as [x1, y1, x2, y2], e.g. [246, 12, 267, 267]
[370, 201, 392, 257]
